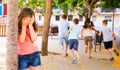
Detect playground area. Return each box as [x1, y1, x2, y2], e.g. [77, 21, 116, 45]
[0, 36, 120, 70]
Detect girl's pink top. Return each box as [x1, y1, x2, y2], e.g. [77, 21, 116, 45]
[18, 28, 38, 55]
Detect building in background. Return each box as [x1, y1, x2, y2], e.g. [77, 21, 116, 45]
[36, 8, 120, 27]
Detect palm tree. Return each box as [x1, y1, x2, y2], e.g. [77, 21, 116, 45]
[6, 0, 18, 69]
[41, 0, 52, 56]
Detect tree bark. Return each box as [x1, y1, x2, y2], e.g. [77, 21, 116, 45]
[41, 0, 52, 56]
[86, 0, 99, 19]
[88, 5, 92, 19]
[6, 0, 18, 70]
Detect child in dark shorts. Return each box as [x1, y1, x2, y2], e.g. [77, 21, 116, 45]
[100, 20, 119, 61]
[66, 18, 81, 64]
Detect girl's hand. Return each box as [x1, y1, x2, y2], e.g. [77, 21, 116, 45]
[29, 15, 35, 26]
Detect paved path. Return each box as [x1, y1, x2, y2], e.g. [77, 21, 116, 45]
[0, 36, 120, 70]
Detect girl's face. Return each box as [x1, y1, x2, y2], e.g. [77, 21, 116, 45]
[86, 22, 90, 27]
[22, 16, 31, 26]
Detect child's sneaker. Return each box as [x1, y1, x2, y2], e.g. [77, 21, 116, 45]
[65, 53, 68, 56]
[72, 59, 77, 64]
[114, 49, 119, 56]
[109, 57, 114, 61]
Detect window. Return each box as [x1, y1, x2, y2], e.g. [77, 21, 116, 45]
[55, 15, 60, 21]
[0, 0, 2, 4]
[79, 16, 83, 21]
[68, 15, 73, 21]
[92, 16, 97, 22]
[39, 16, 41, 20]
[105, 16, 112, 22]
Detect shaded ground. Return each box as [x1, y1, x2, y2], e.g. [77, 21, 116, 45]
[0, 36, 120, 70]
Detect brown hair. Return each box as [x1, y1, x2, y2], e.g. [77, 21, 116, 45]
[102, 20, 108, 25]
[83, 18, 91, 28]
[73, 18, 79, 25]
[62, 14, 67, 19]
[18, 8, 37, 34]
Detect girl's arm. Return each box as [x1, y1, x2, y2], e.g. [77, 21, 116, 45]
[18, 25, 27, 43]
[29, 25, 37, 42]
[80, 27, 84, 39]
[91, 26, 96, 32]
[29, 15, 37, 42]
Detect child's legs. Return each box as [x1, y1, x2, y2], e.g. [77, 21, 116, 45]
[70, 49, 76, 59]
[108, 49, 113, 58]
[84, 37, 88, 47]
[58, 38, 64, 48]
[88, 41, 92, 58]
[84, 37, 89, 53]
[74, 50, 80, 60]
[104, 41, 114, 58]
[73, 40, 79, 59]
[65, 37, 69, 53]
[69, 39, 79, 59]
[87, 36, 93, 58]
[69, 39, 75, 59]
[29, 66, 39, 70]
[58, 38, 65, 54]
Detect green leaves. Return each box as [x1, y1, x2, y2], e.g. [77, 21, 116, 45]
[101, 0, 120, 10]
[61, 3, 68, 15]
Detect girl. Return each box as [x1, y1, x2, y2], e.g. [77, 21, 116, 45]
[18, 8, 41, 70]
[81, 18, 94, 58]
[66, 18, 81, 64]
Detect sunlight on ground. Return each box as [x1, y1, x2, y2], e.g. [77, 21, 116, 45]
[65, 56, 72, 60]
[39, 53, 56, 70]
[113, 56, 120, 68]
[113, 44, 120, 68]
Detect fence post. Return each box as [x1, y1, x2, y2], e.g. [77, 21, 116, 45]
[0, 23, 6, 37]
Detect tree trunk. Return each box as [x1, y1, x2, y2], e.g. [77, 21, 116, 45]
[88, 5, 92, 19]
[41, 0, 52, 56]
[6, 0, 18, 70]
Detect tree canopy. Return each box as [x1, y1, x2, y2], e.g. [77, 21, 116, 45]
[101, 0, 120, 10]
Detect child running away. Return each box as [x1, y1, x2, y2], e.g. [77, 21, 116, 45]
[81, 18, 94, 59]
[100, 20, 119, 61]
[66, 18, 81, 64]
[18, 8, 41, 70]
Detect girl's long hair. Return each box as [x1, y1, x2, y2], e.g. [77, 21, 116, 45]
[18, 8, 37, 34]
[83, 18, 91, 29]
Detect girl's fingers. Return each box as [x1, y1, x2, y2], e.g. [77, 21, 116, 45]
[30, 15, 35, 25]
